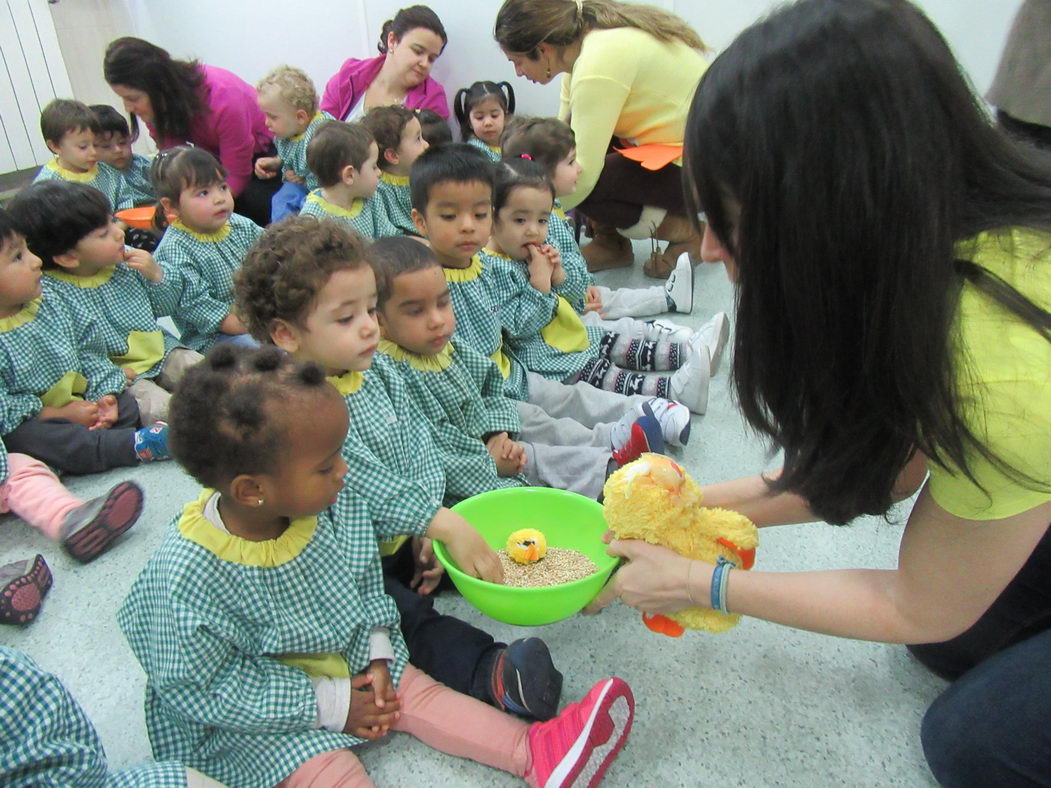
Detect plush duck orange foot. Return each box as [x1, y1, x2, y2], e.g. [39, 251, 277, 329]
[507, 529, 548, 564]
[602, 454, 759, 635]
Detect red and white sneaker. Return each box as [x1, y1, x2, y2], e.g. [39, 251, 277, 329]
[525, 677, 635, 787]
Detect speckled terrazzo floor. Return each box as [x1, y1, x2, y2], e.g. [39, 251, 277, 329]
[0, 245, 945, 786]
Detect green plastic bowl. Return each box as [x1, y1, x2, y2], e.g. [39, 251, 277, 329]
[434, 487, 617, 626]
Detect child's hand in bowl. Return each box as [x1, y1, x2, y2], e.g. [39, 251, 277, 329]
[428, 508, 504, 584]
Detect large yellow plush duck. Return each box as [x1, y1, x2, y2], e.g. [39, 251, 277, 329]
[602, 453, 759, 635]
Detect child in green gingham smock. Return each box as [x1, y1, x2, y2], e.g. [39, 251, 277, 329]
[153, 214, 263, 351]
[33, 159, 133, 212]
[377, 338, 526, 499]
[118, 488, 409, 787]
[0, 647, 188, 787]
[548, 200, 592, 313]
[374, 172, 418, 235]
[300, 188, 402, 240]
[443, 256, 529, 400]
[276, 111, 334, 192]
[119, 153, 157, 206]
[466, 137, 502, 163]
[42, 265, 201, 424]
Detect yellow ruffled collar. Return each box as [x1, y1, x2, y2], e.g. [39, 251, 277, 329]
[482, 247, 522, 263]
[380, 172, 410, 186]
[289, 112, 324, 142]
[45, 158, 97, 182]
[0, 298, 41, 332]
[327, 370, 364, 395]
[309, 190, 365, 218]
[378, 338, 453, 372]
[178, 490, 317, 567]
[443, 255, 483, 283]
[171, 219, 231, 242]
[45, 266, 116, 288]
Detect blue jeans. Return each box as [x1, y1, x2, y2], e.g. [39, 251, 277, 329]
[913, 524, 1051, 786]
[212, 333, 260, 349]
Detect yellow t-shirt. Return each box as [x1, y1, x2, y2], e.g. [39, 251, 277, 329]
[927, 227, 1051, 519]
[558, 27, 708, 210]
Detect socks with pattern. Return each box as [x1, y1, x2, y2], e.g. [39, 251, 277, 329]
[576, 357, 674, 398]
[599, 331, 684, 371]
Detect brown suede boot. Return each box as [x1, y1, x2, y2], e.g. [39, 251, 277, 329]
[644, 214, 702, 279]
[581, 221, 635, 272]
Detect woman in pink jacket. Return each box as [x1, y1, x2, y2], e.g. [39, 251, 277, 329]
[104, 37, 277, 226]
[321, 5, 450, 122]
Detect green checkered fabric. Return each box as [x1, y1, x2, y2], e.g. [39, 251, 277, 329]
[118, 491, 406, 787]
[300, 189, 402, 240]
[444, 257, 529, 400]
[0, 439, 8, 484]
[153, 214, 263, 352]
[120, 154, 157, 206]
[466, 137, 502, 163]
[334, 354, 446, 536]
[549, 201, 593, 313]
[0, 297, 124, 435]
[374, 173, 419, 236]
[275, 111, 334, 193]
[378, 339, 525, 501]
[33, 159, 133, 211]
[0, 646, 187, 787]
[479, 249, 604, 380]
[43, 266, 182, 381]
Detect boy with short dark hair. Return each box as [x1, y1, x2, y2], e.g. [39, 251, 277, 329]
[33, 99, 132, 211]
[89, 104, 155, 206]
[9, 181, 201, 426]
[300, 120, 401, 239]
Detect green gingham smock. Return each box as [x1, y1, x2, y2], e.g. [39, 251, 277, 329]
[120, 153, 157, 206]
[548, 201, 593, 313]
[0, 297, 124, 435]
[373, 173, 418, 236]
[42, 265, 182, 381]
[330, 354, 446, 542]
[118, 489, 407, 787]
[0, 439, 8, 483]
[275, 111, 333, 193]
[444, 257, 528, 400]
[377, 339, 525, 501]
[0, 646, 187, 787]
[33, 159, 133, 211]
[466, 137, 502, 163]
[479, 248, 604, 381]
[153, 215, 263, 352]
[300, 189, 401, 240]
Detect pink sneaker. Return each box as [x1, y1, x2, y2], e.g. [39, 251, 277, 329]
[525, 677, 634, 788]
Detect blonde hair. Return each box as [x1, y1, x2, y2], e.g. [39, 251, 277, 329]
[256, 65, 318, 115]
[494, 0, 705, 56]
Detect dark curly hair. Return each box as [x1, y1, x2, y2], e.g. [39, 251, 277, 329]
[362, 105, 417, 171]
[501, 116, 575, 178]
[235, 215, 371, 341]
[168, 344, 337, 487]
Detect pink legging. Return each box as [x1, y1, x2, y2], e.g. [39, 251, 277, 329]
[278, 664, 534, 787]
[0, 453, 82, 540]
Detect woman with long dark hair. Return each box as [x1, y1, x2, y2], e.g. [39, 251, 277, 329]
[494, 0, 709, 278]
[587, 1, 1051, 782]
[320, 5, 449, 123]
[104, 37, 276, 226]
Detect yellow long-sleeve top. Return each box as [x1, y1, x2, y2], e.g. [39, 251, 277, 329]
[558, 27, 709, 210]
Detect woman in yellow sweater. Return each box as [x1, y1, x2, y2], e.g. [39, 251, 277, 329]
[586, 0, 1051, 783]
[494, 0, 708, 278]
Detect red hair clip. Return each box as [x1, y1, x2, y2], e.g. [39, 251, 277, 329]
[519, 153, 533, 160]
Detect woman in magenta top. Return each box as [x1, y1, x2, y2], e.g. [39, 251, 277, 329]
[104, 37, 277, 225]
[321, 5, 450, 122]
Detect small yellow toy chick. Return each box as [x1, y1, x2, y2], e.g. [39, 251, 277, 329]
[506, 529, 548, 564]
[602, 453, 759, 634]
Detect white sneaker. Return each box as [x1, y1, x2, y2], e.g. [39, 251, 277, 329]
[644, 318, 693, 345]
[670, 344, 711, 414]
[663, 253, 694, 313]
[688, 312, 730, 376]
[636, 397, 691, 447]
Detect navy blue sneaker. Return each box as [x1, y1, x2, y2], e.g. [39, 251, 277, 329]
[611, 414, 665, 466]
[490, 637, 564, 721]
